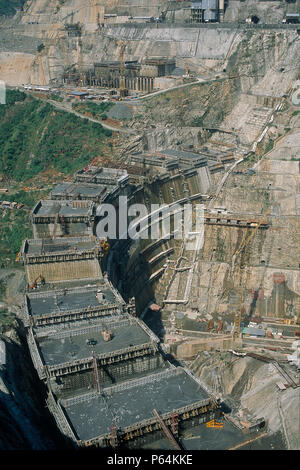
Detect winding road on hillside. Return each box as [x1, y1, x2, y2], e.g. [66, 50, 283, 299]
[48, 100, 137, 135]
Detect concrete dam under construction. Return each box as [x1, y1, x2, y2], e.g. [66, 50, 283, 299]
[14, 142, 299, 450]
[0, 0, 299, 453]
[20, 160, 226, 449]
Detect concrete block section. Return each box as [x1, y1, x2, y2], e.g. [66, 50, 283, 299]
[25, 259, 102, 285]
[21, 237, 103, 284]
[36, 317, 158, 370]
[74, 166, 129, 187]
[22, 237, 98, 258]
[25, 280, 124, 326]
[50, 183, 110, 203]
[60, 368, 213, 443]
[32, 199, 94, 219]
[32, 200, 95, 238]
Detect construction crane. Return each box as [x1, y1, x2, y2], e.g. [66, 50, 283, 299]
[116, 40, 127, 100]
[77, 35, 85, 87]
[85, 154, 103, 172]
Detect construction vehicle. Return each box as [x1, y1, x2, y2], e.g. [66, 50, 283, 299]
[15, 252, 21, 262]
[206, 419, 223, 429]
[86, 338, 97, 346]
[100, 239, 110, 253]
[30, 275, 45, 289]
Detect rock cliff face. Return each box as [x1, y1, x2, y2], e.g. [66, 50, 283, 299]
[1, 1, 299, 88]
[224, 0, 300, 24]
[20, 0, 167, 25]
[191, 351, 299, 449]
[0, 330, 65, 449]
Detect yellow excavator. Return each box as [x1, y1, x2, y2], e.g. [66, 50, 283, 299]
[100, 240, 110, 254]
[30, 275, 45, 289]
[206, 419, 224, 429]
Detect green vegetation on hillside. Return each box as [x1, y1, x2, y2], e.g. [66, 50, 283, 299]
[0, 278, 6, 300]
[72, 101, 112, 121]
[0, 90, 113, 266]
[0, 208, 32, 267]
[0, 90, 112, 182]
[0, 0, 15, 15]
[0, 189, 50, 208]
[264, 139, 274, 154]
[0, 0, 25, 16]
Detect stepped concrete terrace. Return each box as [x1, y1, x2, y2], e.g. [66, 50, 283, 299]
[22, 236, 99, 259]
[24, 279, 126, 327]
[74, 166, 129, 187]
[50, 182, 111, 203]
[31, 316, 160, 380]
[32, 199, 95, 238]
[54, 367, 217, 447]
[21, 236, 103, 284]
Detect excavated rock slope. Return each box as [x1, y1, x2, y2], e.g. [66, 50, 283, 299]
[191, 351, 299, 450]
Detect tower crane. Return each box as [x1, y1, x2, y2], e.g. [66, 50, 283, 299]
[116, 40, 128, 100]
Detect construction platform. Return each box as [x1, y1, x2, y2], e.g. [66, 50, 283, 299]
[24, 280, 125, 327]
[31, 199, 95, 238]
[32, 199, 94, 219]
[74, 166, 129, 187]
[22, 237, 101, 261]
[53, 367, 216, 446]
[50, 182, 110, 203]
[21, 237, 103, 284]
[130, 149, 208, 171]
[204, 213, 269, 229]
[34, 316, 159, 377]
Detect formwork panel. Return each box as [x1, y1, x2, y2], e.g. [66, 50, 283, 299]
[51, 183, 107, 201]
[26, 260, 101, 284]
[24, 237, 96, 256]
[57, 355, 167, 396]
